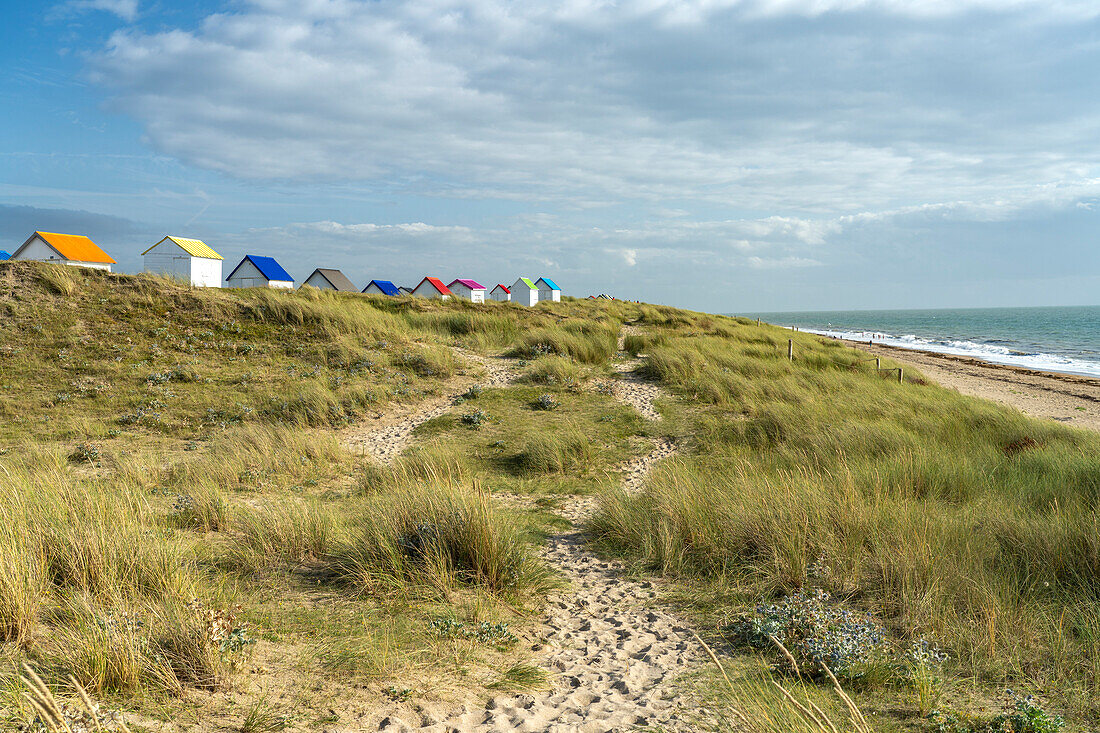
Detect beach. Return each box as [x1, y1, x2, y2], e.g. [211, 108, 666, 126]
[847, 339, 1100, 432]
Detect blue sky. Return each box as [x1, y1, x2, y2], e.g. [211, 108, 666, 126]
[2, 0, 1099, 312]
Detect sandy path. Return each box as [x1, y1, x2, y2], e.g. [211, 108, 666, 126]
[374, 328, 708, 733]
[341, 349, 519, 462]
[849, 341, 1100, 433]
[591, 325, 663, 421]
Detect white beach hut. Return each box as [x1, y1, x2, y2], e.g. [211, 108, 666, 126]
[490, 284, 511, 302]
[535, 277, 561, 302]
[511, 277, 539, 307]
[10, 231, 116, 271]
[142, 236, 223, 287]
[448, 279, 486, 303]
[225, 255, 294, 289]
[411, 276, 452, 300]
[302, 268, 357, 292]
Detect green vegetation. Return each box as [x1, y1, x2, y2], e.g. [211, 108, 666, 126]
[1, 262, 1097, 730]
[0, 262, 634, 727]
[592, 304, 1100, 728]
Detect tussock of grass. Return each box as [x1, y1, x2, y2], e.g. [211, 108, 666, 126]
[333, 477, 554, 598]
[511, 425, 595, 475]
[507, 323, 617, 364]
[228, 501, 335, 573]
[487, 663, 550, 691]
[34, 265, 80, 296]
[522, 355, 586, 386]
[1, 455, 194, 610]
[622, 332, 666, 356]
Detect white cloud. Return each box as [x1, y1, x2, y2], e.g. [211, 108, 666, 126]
[69, 0, 1100, 311]
[747, 255, 823, 269]
[56, 0, 139, 21]
[89, 0, 1100, 217]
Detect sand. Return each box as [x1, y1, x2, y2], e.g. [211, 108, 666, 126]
[366, 335, 711, 732]
[341, 348, 521, 462]
[848, 340, 1100, 433]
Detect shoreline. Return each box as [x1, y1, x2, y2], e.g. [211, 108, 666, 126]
[839, 338, 1100, 432]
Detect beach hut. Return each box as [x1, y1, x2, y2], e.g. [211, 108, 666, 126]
[411, 276, 452, 300]
[448, 279, 486, 303]
[142, 236, 223, 287]
[535, 277, 561, 302]
[9, 231, 115, 271]
[490, 284, 511, 302]
[399, 286, 414, 296]
[511, 277, 539, 307]
[363, 279, 400, 296]
[0, 251, 10, 261]
[302, 268, 357, 292]
[225, 255, 294, 289]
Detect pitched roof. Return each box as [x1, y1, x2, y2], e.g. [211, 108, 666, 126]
[364, 279, 400, 296]
[491, 284, 510, 293]
[227, 255, 292, 283]
[26, 232, 116, 264]
[536, 277, 560, 290]
[142, 236, 223, 260]
[515, 277, 536, 290]
[308, 268, 357, 292]
[417, 276, 452, 295]
[448, 278, 485, 290]
[0, 251, 9, 261]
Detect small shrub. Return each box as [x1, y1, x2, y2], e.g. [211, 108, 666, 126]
[906, 637, 949, 716]
[462, 384, 483, 400]
[170, 486, 229, 532]
[930, 692, 1064, 733]
[384, 685, 412, 702]
[429, 617, 517, 646]
[724, 589, 886, 679]
[68, 443, 101, 464]
[531, 394, 558, 411]
[461, 409, 488, 428]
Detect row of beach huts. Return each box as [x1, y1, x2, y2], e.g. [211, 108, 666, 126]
[0, 231, 591, 304]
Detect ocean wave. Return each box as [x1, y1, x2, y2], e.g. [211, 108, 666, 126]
[801, 328, 1100, 378]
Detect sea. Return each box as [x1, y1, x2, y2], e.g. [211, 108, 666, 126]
[741, 306, 1100, 379]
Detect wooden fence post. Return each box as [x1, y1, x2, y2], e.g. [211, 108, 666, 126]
[875, 357, 880, 369]
[898, 367, 904, 384]
[788, 339, 794, 361]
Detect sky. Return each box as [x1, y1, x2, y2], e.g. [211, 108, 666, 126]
[2, 0, 1099, 312]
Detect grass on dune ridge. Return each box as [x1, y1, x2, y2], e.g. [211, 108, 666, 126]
[593, 304, 1100, 726]
[2, 262, 1099, 729]
[0, 262, 622, 721]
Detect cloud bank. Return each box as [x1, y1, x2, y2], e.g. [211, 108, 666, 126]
[66, 0, 1100, 308]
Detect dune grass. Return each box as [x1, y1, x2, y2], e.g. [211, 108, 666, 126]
[591, 312, 1100, 725]
[0, 263, 613, 725]
[4, 262, 1099, 728]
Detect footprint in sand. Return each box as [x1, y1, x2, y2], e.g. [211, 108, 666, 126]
[372, 331, 709, 733]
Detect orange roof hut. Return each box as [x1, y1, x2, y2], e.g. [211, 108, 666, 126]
[10, 231, 116, 271]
